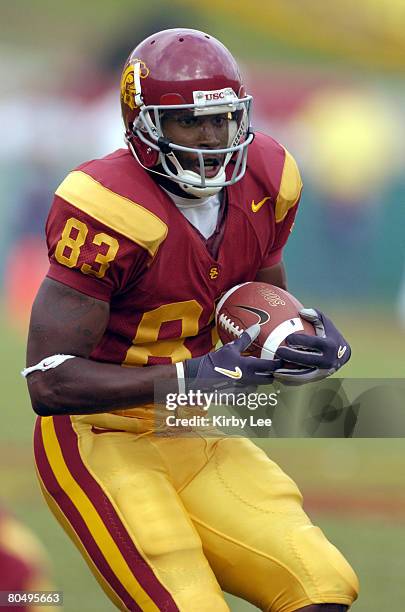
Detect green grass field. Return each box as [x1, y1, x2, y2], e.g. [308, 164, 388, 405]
[1, 306, 404, 611]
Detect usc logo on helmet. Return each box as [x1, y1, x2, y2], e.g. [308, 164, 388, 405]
[120, 60, 150, 110]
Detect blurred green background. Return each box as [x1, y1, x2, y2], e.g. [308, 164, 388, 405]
[1, 1, 405, 611]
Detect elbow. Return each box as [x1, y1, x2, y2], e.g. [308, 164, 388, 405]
[27, 377, 63, 416]
[31, 397, 54, 417]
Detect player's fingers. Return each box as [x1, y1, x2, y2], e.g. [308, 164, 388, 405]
[284, 332, 325, 351]
[250, 357, 283, 373]
[299, 308, 326, 337]
[276, 346, 324, 367]
[273, 367, 318, 385]
[233, 323, 260, 352]
[299, 307, 319, 321]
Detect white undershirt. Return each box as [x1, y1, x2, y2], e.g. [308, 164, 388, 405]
[162, 188, 222, 239]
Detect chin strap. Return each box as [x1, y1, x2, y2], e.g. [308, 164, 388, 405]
[177, 170, 225, 197]
[160, 147, 225, 197]
[129, 137, 224, 197]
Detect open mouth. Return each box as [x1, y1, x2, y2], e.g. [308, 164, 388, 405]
[192, 156, 223, 178]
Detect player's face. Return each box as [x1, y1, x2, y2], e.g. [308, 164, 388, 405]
[161, 111, 230, 177]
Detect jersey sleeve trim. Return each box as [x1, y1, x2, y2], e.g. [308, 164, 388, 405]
[55, 170, 168, 256]
[47, 264, 113, 302]
[275, 148, 303, 223]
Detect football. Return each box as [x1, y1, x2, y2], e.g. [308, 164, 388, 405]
[215, 282, 316, 360]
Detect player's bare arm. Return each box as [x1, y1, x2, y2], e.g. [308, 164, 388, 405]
[255, 261, 288, 289]
[26, 278, 178, 416]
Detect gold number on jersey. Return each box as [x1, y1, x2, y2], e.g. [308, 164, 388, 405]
[55, 218, 119, 278]
[124, 300, 204, 365]
[81, 233, 119, 279]
[55, 217, 88, 268]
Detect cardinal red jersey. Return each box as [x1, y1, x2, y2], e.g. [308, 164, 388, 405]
[46, 132, 302, 374]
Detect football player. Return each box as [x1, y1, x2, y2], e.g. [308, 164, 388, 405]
[25, 29, 358, 611]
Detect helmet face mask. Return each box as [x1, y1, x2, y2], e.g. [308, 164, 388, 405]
[121, 29, 254, 197]
[132, 97, 253, 196]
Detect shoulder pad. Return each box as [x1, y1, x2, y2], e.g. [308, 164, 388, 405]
[55, 170, 167, 257]
[275, 147, 302, 223]
[247, 133, 303, 222]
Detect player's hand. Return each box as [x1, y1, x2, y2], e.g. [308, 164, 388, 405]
[182, 324, 282, 392]
[273, 308, 351, 384]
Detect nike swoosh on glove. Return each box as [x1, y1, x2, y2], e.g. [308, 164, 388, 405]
[274, 308, 351, 384]
[182, 324, 282, 392]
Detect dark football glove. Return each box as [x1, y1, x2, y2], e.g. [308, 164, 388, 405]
[182, 324, 281, 392]
[274, 308, 351, 384]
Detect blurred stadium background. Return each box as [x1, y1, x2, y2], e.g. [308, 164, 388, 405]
[1, 1, 404, 610]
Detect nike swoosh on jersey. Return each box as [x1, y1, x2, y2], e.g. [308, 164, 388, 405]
[251, 196, 271, 213]
[214, 366, 243, 379]
[235, 305, 270, 325]
[337, 345, 347, 359]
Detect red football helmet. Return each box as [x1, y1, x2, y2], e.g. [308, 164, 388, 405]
[120, 28, 254, 196]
